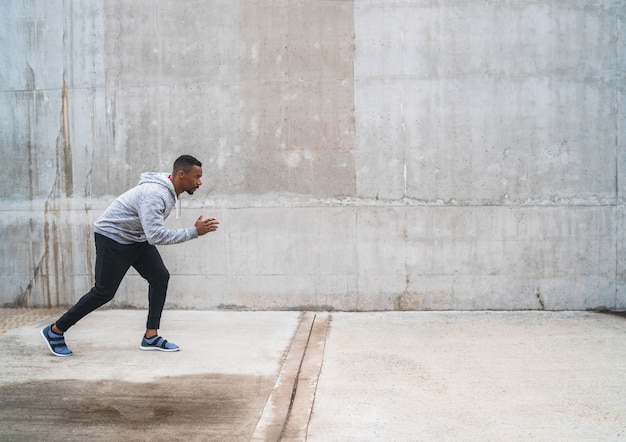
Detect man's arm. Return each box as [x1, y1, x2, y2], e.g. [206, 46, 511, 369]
[138, 194, 199, 245]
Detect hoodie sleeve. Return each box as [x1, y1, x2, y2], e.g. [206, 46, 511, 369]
[138, 192, 199, 245]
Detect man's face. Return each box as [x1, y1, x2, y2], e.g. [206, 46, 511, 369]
[180, 165, 203, 195]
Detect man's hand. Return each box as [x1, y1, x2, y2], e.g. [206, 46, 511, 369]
[195, 215, 220, 236]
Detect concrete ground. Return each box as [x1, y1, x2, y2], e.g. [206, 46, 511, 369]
[0, 309, 625, 441]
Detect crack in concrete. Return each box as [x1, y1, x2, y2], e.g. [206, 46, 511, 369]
[536, 289, 546, 310]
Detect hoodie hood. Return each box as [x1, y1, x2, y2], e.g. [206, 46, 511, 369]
[139, 172, 180, 218]
[139, 172, 176, 198]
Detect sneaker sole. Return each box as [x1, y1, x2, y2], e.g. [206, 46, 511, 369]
[40, 328, 73, 357]
[140, 345, 180, 352]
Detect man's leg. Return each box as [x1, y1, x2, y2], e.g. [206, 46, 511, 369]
[55, 234, 135, 332]
[132, 243, 170, 333]
[42, 234, 138, 356]
[133, 245, 179, 352]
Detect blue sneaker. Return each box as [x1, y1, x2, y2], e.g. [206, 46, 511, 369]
[140, 335, 179, 352]
[41, 325, 73, 357]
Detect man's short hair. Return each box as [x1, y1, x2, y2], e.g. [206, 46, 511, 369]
[173, 155, 202, 174]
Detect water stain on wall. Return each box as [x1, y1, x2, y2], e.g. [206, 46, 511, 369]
[18, 74, 77, 307]
[58, 76, 74, 197]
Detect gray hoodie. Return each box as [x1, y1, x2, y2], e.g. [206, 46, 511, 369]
[93, 172, 198, 245]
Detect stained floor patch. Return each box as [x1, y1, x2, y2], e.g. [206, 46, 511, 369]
[0, 374, 272, 442]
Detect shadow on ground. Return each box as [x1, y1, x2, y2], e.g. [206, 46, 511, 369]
[0, 373, 271, 442]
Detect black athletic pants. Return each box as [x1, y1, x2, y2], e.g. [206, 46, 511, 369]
[56, 233, 170, 332]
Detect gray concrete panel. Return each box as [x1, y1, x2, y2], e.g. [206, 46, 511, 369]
[1, 1, 624, 310]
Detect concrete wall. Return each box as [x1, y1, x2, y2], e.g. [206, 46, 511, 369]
[1, 1, 624, 311]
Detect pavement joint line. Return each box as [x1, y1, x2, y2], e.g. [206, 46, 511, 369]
[251, 312, 317, 441]
[281, 312, 331, 441]
[278, 312, 319, 441]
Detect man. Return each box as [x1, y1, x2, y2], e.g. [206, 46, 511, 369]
[41, 154, 219, 356]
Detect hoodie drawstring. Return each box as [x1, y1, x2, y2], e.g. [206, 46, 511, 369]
[168, 174, 181, 219]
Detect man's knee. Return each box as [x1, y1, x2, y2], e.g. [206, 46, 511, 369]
[91, 287, 117, 304]
[152, 268, 170, 286]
